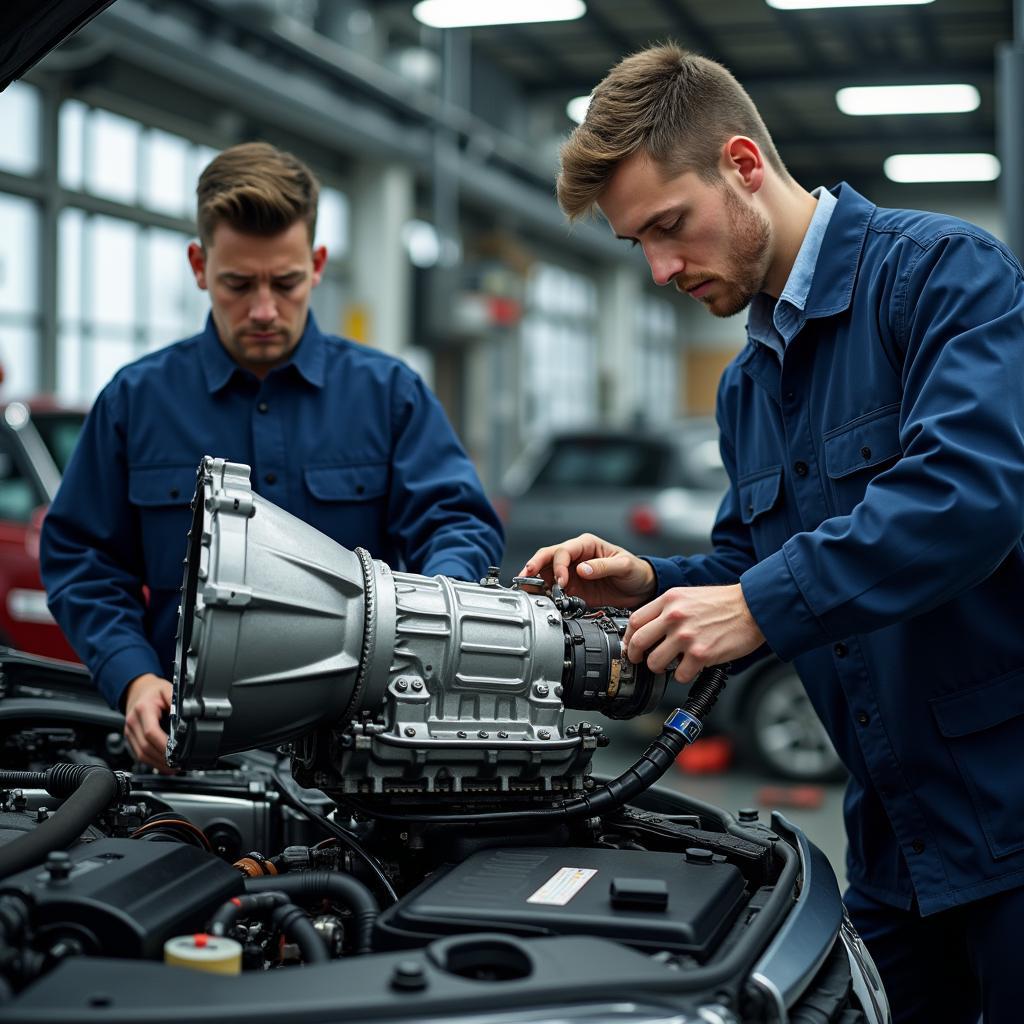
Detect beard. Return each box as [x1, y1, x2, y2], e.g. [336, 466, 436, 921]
[700, 184, 772, 318]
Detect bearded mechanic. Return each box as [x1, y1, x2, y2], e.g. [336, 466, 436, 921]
[523, 44, 1024, 1024]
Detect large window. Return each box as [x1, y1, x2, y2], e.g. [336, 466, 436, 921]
[0, 92, 357, 405]
[633, 297, 679, 424]
[520, 262, 598, 440]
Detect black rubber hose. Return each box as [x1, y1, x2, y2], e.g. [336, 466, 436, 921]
[269, 903, 329, 964]
[209, 891, 289, 937]
[0, 765, 121, 879]
[245, 871, 379, 955]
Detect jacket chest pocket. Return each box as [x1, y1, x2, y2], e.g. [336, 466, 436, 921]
[739, 465, 786, 558]
[823, 405, 902, 515]
[303, 463, 390, 550]
[128, 465, 197, 588]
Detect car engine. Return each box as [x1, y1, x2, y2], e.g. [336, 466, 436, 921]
[0, 458, 885, 1024]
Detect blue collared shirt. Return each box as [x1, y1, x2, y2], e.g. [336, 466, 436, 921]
[648, 183, 1024, 915]
[747, 186, 837, 361]
[41, 314, 504, 709]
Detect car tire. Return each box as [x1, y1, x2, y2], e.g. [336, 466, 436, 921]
[740, 663, 846, 783]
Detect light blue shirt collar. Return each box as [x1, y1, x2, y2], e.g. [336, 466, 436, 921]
[747, 186, 837, 360]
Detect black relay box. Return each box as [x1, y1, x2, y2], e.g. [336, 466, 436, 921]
[375, 845, 747, 959]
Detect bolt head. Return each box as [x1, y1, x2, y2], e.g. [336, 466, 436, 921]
[478, 730, 489, 739]
[411, 680, 423, 692]
[535, 683, 550, 697]
[457, 730, 468, 739]
[498, 730, 509, 739]
[538, 729, 551, 740]
[395, 679, 408, 691]
[403, 727, 416, 737]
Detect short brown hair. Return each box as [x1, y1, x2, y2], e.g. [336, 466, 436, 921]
[558, 43, 788, 221]
[196, 141, 320, 245]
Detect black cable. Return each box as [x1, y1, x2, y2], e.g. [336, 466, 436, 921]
[245, 872, 379, 955]
[269, 770, 397, 905]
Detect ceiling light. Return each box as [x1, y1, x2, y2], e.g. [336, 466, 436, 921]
[837, 84, 980, 116]
[883, 153, 1000, 183]
[412, 0, 586, 29]
[767, 0, 933, 9]
[566, 95, 591, 124]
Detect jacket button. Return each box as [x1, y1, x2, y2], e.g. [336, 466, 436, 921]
[856, 712, 869, 725]
[833, 642, 848, 657]
[793, 461, 809, 477]
[860, 446, 872, 459]
[265, 472, 277, 485]
[911, 839, 925, 854]
[257, 401, 269, 414]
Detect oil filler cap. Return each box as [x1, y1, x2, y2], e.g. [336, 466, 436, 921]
[609, 877, 669, 912]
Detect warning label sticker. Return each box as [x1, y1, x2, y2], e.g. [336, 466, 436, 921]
[526, 867, 598, 906]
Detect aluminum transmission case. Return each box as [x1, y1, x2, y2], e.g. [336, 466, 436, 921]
[169, 458, 645, 802]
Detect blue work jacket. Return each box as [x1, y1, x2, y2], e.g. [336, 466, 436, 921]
[41, 314, 503, 710]
[649, 183, 1024, 915]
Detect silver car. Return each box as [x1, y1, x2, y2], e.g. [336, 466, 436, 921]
[499, 419, 844, 784]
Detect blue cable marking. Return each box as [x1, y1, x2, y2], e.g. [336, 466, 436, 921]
[664, 708, 703, 744]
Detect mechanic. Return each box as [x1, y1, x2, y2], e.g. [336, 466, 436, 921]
[523, 44, 1024, 1024]
[41, 141, 503, 774]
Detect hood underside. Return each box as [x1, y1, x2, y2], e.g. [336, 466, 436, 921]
[1, 0, 118, 92]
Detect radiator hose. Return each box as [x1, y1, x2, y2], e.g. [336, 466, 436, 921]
[0, 765, 130, 879]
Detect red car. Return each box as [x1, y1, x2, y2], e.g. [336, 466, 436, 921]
[0, 399, 85, 661]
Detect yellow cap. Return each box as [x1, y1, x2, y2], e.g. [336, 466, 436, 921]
[163, 933, 242, 975]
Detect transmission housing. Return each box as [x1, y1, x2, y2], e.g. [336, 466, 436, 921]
[169, 458, 669, 804]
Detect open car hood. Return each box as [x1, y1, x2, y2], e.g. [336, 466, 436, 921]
[0, 0, 118, 92]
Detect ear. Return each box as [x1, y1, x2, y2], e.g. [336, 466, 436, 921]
[720, 136, 765, 195]
[310, 245, 328, 287]
[187, 241, 208, 291]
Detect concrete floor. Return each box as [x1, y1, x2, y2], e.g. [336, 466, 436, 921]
[593, 719, 849, 889]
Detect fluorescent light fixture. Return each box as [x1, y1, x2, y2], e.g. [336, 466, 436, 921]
[413, 0, 586, 29]
[884, 153, 1000, 183]
[837, 84, 980, 116]
[767, 0, 933, 9]
[566, 95, 592, 124]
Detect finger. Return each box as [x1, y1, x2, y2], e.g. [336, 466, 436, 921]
[673, 650, 707, 686]
[576, 552, 627, 581]
[130, 703, 170, 767]
[552, 542, 586, 588]
[644, 633, 688, 675]
[623, 598, 664, 657]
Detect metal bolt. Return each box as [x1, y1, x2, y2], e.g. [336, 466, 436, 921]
[554, 685, 563, 698]
[46, 851, 72, 881]
[36, 806, 49, 823]
[538, 730, 551, 740]
[547, 614, 559, 626]
[457, 730, 468, 739]
[478, 730, 489, 739]
[497, 731, 509, 739]
[535, 683, 550, 697]
[566, 725, 578, 737]
[411, 680, 423, 692]
[395, 679, 408, 692]
[404, 727, 416, 737]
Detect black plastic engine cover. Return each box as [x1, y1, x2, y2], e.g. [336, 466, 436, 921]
[0, 837, 243, 958]
[375, 845, 746, 959]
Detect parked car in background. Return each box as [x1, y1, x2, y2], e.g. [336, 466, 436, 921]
[498, 420, 845, 783]
[0, 399, 85, 661]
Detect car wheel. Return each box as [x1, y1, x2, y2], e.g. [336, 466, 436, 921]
[741, 664, 846, 783]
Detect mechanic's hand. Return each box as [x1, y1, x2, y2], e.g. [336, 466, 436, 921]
[520, 533, 658, 609]
[623, 584, 765, 685]
[123, 673, 176, 773]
